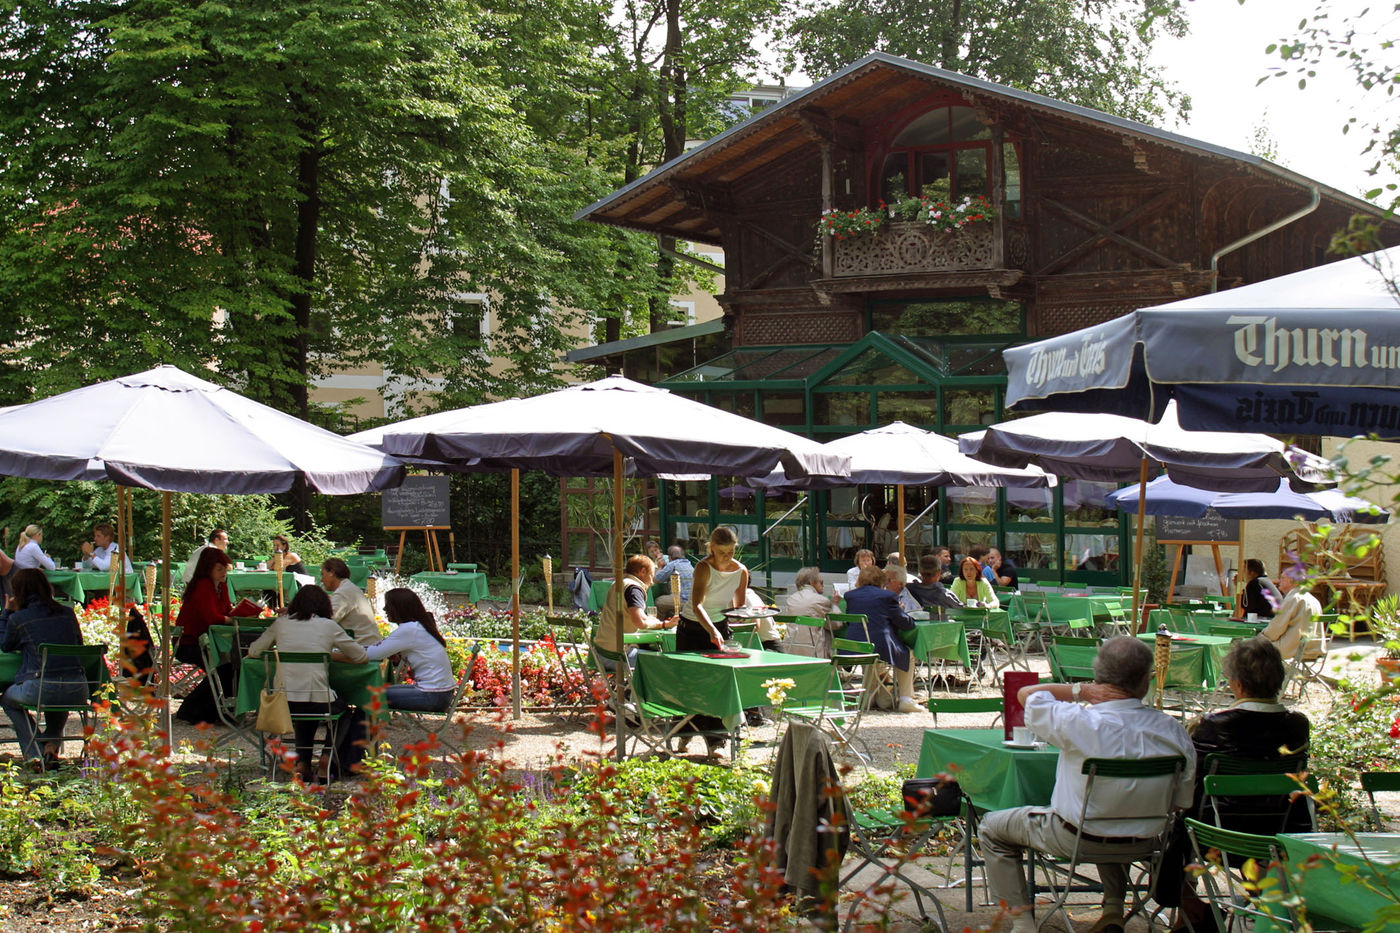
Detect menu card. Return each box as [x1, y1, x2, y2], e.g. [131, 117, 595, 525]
[1002, 671, 1041, 740]
[230, 598, 263, 618]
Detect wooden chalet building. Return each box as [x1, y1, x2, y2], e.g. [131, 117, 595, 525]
[572, 53, 1399, 585]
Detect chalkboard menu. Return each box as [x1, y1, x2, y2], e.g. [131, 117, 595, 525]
[1156, 511, 1240, 543]
[381, 476, 451, 528]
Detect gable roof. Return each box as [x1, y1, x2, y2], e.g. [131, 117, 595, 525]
[576, 52, 1387, 245]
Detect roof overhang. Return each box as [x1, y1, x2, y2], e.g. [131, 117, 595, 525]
[575, 52, 1389, 245]
[565, 317, 726, 364]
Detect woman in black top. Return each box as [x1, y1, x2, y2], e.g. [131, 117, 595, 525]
[0, 569, 87, 767]
[1237, 558, 1279, 619]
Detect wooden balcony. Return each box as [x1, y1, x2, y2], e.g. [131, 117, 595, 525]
[819, 220, 1028, 294]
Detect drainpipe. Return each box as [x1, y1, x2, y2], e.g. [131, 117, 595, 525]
[1209, 184, 1320, 292]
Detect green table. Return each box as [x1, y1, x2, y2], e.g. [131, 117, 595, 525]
[411, 571, 489, 602]
[917, 727, 1060, 812]
[44, 570, 145, 606]
[588, 579, 654, 612]
[1039, 594, 1124, 629]
[632, 649, 829, 723]
[902, 620, 972, 669]
[236, 656, 387, 715]
[1136, 632, 1232, 689]
[1274, 832, 1400, 931]
[225, 570, 303, 603]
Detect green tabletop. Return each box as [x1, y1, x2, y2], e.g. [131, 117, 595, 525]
[588, 579, 654, 613]
[1137, 632, 1232, 689]
[917, 727, 1061, 812]
[632, 649, 829, 721]
[225, 570, 303, 603]
[902, 620, 972, 669]
[1274, 832, 1400, 930]
[948, 606, 1009, 630]
[44, 570, 145, 606]
[411, 571, 489, 601]
[236, 656, 387, 715]
[1040, 594, 1123, 629]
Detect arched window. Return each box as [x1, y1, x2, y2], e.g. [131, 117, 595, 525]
[876, 105, 1021, 218]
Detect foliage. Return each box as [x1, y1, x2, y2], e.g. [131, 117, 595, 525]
[79, 680, 872, 933]
[0, 764, 107, 892]
[779, 0, 1191, 123]
[818, 207, 887, 240]
[1309, 684, 1400, 829]
[568, 757, 770, 846]
[1263, 1, 1400, 214]
[563, 476, 653, 569]
[820, 193, 997, 240]
[1360, 595, 1400, 660]
[466, 637, 595, 709]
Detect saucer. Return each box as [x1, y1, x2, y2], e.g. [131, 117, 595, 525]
[1003, 739, 1046, 749]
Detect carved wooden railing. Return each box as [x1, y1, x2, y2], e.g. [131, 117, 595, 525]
[832, 220, 1007, 277]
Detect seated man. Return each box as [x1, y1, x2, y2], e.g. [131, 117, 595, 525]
[782, 567, 838, 657]
[884, 564, 921, 614]
[905, 554, 963, 619]
[81, 522, 133, 573]
[651, 545, 693, 619]
[967, 544, 999, 588]
[987, 547, 1018, 589]
[321, 558, 379, 644]
[979, 636, 1195, 933]
[1261, 573, 1322, 661]
[591, 554, 675, 670]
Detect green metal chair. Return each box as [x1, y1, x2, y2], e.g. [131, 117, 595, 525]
[775, 613, 830, 658]
[925, 695, 1003, 729]
[1046, 635, 1098, 682]
[12, 643, 108, 770]
[1183, 818, 1298, 931]
[390, 642, 481, 760]
[1209, 620, 1261, 639]
[1361, 771, 1400, 828]
[257, 650, 344, 781]
[1029, 756, 1188, 932]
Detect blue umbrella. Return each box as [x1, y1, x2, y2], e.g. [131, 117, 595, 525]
[1105, 475, 1386, 523]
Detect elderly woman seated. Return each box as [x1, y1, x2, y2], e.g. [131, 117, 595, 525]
[1159, 636, 1311, 931]
[842, 565, 919, 713]
[782, 567, 839, 658]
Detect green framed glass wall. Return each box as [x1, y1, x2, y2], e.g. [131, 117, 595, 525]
[656, 330, 1130, 587]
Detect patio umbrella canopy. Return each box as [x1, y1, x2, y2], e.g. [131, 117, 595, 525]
[1105, 475, 1388, 523]
[352, 374, 851, 744]
[0, 365, 406, 494]
[958, 400, 1335, 493]
[0, 364, 408, 732]
[1002, 245, 1400, 436]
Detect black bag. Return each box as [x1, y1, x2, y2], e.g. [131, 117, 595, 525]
[901, 777, 962, 817]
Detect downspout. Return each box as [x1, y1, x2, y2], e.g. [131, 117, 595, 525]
[1209, 184, 1320, 292]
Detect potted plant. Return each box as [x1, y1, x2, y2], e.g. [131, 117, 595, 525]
[1362, 595, 1400, 683]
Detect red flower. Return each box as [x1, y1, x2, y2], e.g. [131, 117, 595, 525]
[1390, 717, 1400, 739]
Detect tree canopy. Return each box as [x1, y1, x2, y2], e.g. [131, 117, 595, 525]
[780, 0, 1191, 123]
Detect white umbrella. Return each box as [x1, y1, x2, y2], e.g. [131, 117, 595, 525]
[0, 365, 407, 731]
[750, 421, 1055, 556]
[352, 375, 851, 751]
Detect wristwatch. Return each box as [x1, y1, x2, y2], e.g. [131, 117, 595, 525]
[1071, 682, 1082, 702]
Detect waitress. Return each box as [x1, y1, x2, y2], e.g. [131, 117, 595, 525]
[675, 526, 748, 652]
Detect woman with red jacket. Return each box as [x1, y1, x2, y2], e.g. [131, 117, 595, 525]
[174, 547, 234, 668]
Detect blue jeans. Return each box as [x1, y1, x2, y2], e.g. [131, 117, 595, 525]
[384, 684, 455, 712]
[2, 677, 91, 760]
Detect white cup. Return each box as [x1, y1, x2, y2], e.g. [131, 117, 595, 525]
[236, 561, 246, 571]
[1246, 612, 1259, 623]
[73, 562, 83, 571]
[1012, 726, 1034, 745]
[257, 562, 268, 571]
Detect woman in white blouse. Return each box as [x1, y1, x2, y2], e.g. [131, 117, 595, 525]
[14, 525, 55, 571]
[362, 588, 456, 711]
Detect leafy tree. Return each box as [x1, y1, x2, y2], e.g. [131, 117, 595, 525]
[779, 0, 1191, 123]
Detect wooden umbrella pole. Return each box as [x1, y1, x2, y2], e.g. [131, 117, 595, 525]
[1131, 456, 1150, 633]
[511, 468, 522, 720]
[542, 553, 553, 616]
[159, 491, 173, 739]
[612, 447, 626, 761]
[896, 484, 906, 561]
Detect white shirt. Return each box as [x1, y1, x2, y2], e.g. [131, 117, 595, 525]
[329, 578, 378, 644]
[14, 539, 55, 571]
[181, 545, 209, 585]
[246, 615, 368, 702]
[1263, 589, 1323, 659]
[846, 566, 862, 588]
[1025, 692, 1195, 837]
[84, 541, 133, 573]
[363, 621, 456, 692]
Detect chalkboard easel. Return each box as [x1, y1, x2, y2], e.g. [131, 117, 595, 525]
[388, 525, 449, 574]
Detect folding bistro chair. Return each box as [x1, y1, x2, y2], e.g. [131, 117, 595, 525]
[592, 642, 691, 759]
[784, 655, 873, 767]
[543, 615, 604, 719]
[199, 625, 262, 752]
[1028, 756, 1188, 932]
[1182, 819, 1298, 932]
[830, 635, 882, 716]
[1046, 635, 1098, 682]
[12, 644, 108, 771]
[776, 613, 830, 658]
[258, 651, 345, 781]
[1361, 771, 1400, 828]
[925, 696, 1003, 729]
[1202, 773, 1318, 836]
[1282, 614, 1332, 701]
[390, 642, 480, 759]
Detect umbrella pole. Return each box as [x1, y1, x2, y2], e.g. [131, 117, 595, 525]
[613, 447, 626, 762]
[511, 469, 521, 720]
[897, 484, 906, 560]
[1131, 457, 1149, 633]
[160, 491, 173, 741]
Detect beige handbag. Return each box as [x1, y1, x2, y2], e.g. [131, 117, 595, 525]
[256, 650, 292, 734]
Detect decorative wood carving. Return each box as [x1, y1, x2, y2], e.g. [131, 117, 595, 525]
[832, 221, 997, 276]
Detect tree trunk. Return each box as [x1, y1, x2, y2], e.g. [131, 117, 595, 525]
[286, 132, 320, 532]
